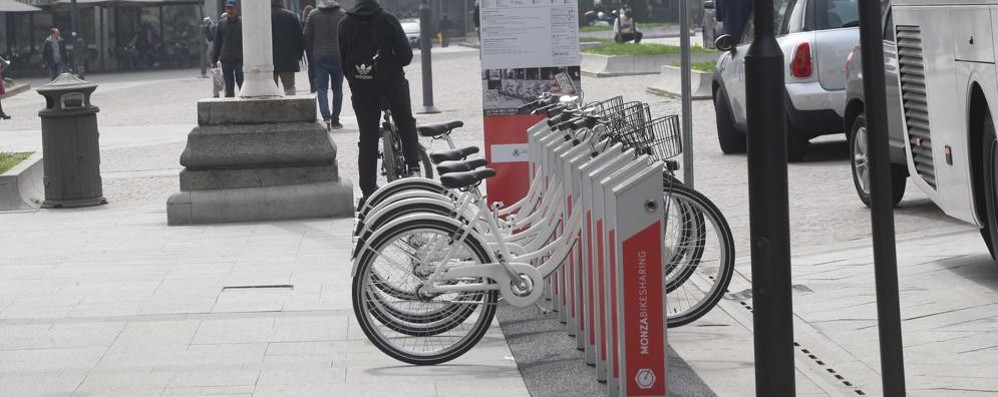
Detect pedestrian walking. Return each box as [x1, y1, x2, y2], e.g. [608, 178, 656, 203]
[300, 5, 317, 93]
[613, 7, 643, 43]
[42, 28, 68, 81]
[304, 0, 346, 130]
[0, 56, 10, 120]
[271, 0, 304, 96]
[211, 1, 244, 98]
[339, 0, 419, 205]
[437, 14, 452, 47]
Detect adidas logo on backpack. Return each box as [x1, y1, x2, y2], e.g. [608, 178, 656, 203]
[355, 64, 374, 80]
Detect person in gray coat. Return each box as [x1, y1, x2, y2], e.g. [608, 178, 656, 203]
[304, 0, 346, 130]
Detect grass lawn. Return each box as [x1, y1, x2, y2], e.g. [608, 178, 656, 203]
[0, 152, 32, 174]
[670, 61, 718, 72]
[583, 42, 716, 56]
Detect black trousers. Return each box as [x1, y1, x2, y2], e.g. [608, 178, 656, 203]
[353, 79, 420, 197]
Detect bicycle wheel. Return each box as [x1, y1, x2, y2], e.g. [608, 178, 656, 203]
[662, 184, 735, 328]
[418, 145, 435, 179]
[352, 218, 498, 365]
[380, 125, 404, 182]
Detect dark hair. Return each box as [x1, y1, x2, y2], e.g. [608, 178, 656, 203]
[301, 5, 313, 22]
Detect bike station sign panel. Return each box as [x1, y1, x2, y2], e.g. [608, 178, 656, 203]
[480, 0, 581, 206]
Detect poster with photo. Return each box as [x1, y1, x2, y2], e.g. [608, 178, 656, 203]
[480, 0, 581, 207]
[482, 66, 582, 116]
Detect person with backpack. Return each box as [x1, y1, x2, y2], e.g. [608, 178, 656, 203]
[305, 0, 346, 130]
[339, 0, 418, 205]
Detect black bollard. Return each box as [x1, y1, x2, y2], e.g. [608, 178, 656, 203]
[856, 0, 907, 395]
[417, 0, 440, 114]
[745, 0, 795, 394]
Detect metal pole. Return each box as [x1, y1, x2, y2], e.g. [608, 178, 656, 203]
[417, 0, 440, 114]
[745, 0, 795, 393]
[199, 4, 207, 77]
[856, 0, 907, 394]
[70, 0, 83, 77]
[679, 0, 693, 187]
[99, 7, 105, 72]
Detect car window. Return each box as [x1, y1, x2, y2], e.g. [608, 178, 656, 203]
[783, 0, 804, 34]
[741, 0, 794, 45]
[814, 0, 858, 29]
[401, 22, 419, 34]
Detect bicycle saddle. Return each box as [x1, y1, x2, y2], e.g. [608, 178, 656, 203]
[440, 168, 497, 189]
[418, 120, 464, 138]
[437, 158, 488, 175]
[429, 146, 480, 164]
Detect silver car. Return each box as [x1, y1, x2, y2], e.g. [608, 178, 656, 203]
[712, 0, 860, 161]
[843, 2, 908, 207]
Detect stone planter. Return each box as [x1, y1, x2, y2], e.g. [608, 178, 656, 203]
[581, 52, 718, 77]
[647, 65, 714, 100]
[0, 152, 44, 211]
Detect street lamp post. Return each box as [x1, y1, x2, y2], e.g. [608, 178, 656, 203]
[744, 0, 795, 393]
[417, 0, 440, 114]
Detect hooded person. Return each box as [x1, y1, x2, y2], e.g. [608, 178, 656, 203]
[338, 0, 418, 206]
[305, 0, 347, 129]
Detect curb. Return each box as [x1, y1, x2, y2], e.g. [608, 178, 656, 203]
[0, 152, 44, 212]
[1, 83, 31, 99]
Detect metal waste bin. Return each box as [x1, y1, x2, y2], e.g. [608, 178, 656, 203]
[36, 73, 106, 208]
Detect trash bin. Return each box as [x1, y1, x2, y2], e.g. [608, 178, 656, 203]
[36, 73, 106, 208]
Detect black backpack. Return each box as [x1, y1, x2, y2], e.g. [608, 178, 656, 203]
[344, 13, 386, 89]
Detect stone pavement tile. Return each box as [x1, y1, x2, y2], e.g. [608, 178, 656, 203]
[191, 318, 275, 345]
[252, 382, 436, 397]
[73, 371, 174, 395]
[97, 343, 267, 370]
[256, 367, 346, 385]
[210, 290, 290, 314]
[0, 279, 72, 300]
[24, 322, 126, 350]
[162, 385, 255, 395]
[138, 299, 218, 316]
[347, 364, 521, 385]
[0, 302, 75, 320]
[434, 378, 530, 397]
[271, 315, 349, 343]
[0, 374, 85, 397]
[167, 369, 260, 388]
[152, 279, 226, 299]
[107, 320, 201, 353]
[0, 347, 106, 372]
[0, 324, 53, 350]
[67, 302, 145, 318]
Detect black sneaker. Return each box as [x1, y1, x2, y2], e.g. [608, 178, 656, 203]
[330, 121, 344, 130]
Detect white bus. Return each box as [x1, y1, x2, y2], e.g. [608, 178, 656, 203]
[890, 0, 998, 257]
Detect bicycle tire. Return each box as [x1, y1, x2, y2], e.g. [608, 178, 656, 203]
[419, 145, 434, 179]
[662, 185, 735, 328]
[352, 218, 498, 365]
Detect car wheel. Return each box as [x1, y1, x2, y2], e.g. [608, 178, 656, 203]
[785, 118, 810, 163]
[981, 110, 998, 262]
[713, 88, 746, 154]
[849, 113, 907, 207]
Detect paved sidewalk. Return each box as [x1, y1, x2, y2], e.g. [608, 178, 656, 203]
[0, 203, 528, 396]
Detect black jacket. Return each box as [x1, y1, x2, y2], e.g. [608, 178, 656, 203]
[211, 15, 243, 64]
[42, 36, 69, 67]
[272, 4, 305, 73]
[304, 1, 345, 60]
[338, 0, 413, 88]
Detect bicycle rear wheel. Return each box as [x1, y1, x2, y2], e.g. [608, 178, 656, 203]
[352, 218, 498, 365]
[662, 184, 735, 328]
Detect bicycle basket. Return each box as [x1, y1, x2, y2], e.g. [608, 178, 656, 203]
[645, 115, 683, 161]
[607, 102, 653, 150]
[589, 96, 625, 117]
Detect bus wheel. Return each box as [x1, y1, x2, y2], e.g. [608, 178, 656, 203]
[981, 111, 998, 261]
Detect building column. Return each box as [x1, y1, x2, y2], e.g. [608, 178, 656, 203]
[238, 0, 280, 98]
